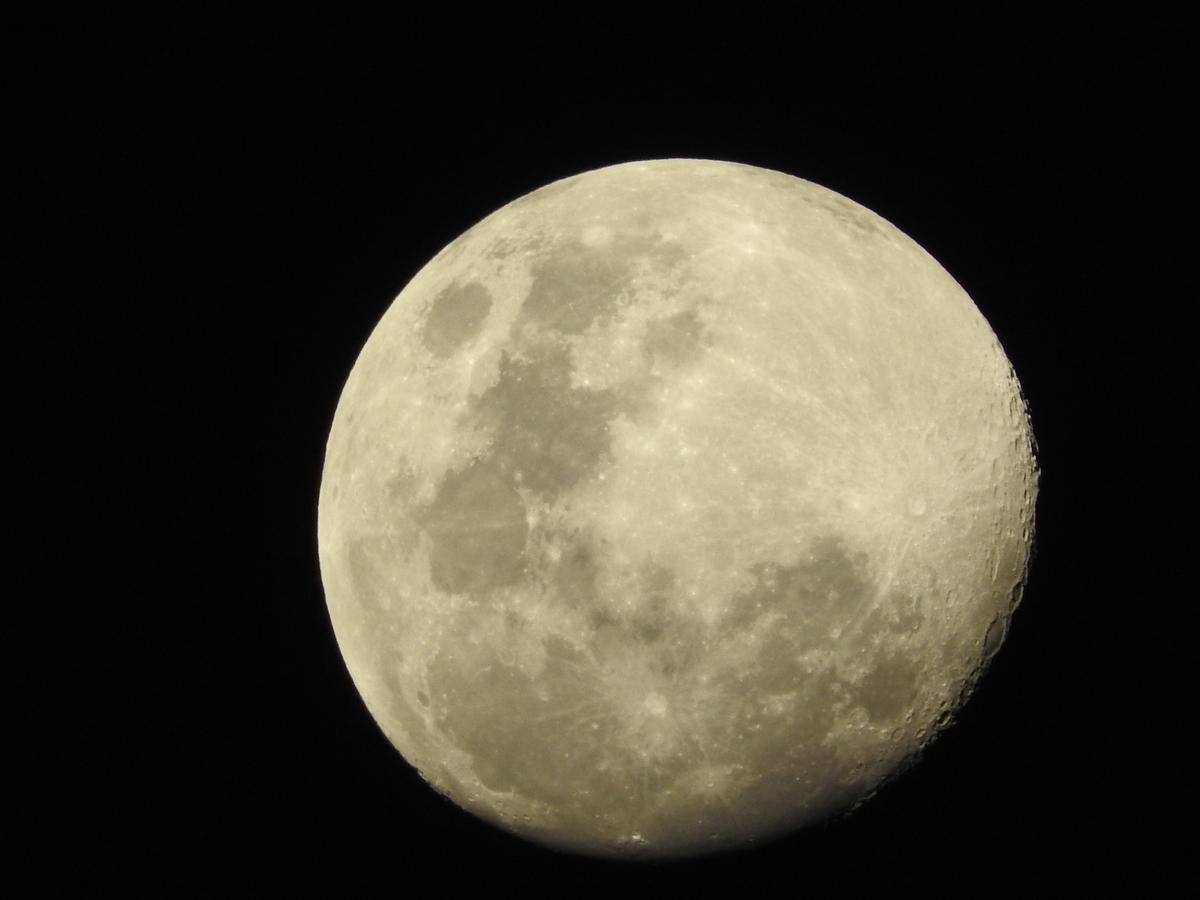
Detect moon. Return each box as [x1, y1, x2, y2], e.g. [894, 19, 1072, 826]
[317, 159, 1038, 858]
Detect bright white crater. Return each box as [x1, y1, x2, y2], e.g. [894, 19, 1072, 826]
[317, 159, 1038, 858]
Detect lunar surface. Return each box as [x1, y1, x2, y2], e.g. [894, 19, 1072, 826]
[317, 159, 1038, 858]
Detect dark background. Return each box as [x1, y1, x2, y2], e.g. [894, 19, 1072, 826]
[54, 7, 1179, 895]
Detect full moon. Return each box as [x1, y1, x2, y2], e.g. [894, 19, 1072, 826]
[317, 159, 1037, 858]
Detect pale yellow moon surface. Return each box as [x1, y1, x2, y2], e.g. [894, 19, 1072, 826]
[317, 159, 1038, 859]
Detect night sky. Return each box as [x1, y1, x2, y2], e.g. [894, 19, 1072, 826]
[53, 7, 1179, 894]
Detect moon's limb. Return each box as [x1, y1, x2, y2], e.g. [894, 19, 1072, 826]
[317, 159, 1038, 858]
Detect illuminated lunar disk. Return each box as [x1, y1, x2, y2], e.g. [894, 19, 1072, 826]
[317, 159, 1038, 858]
